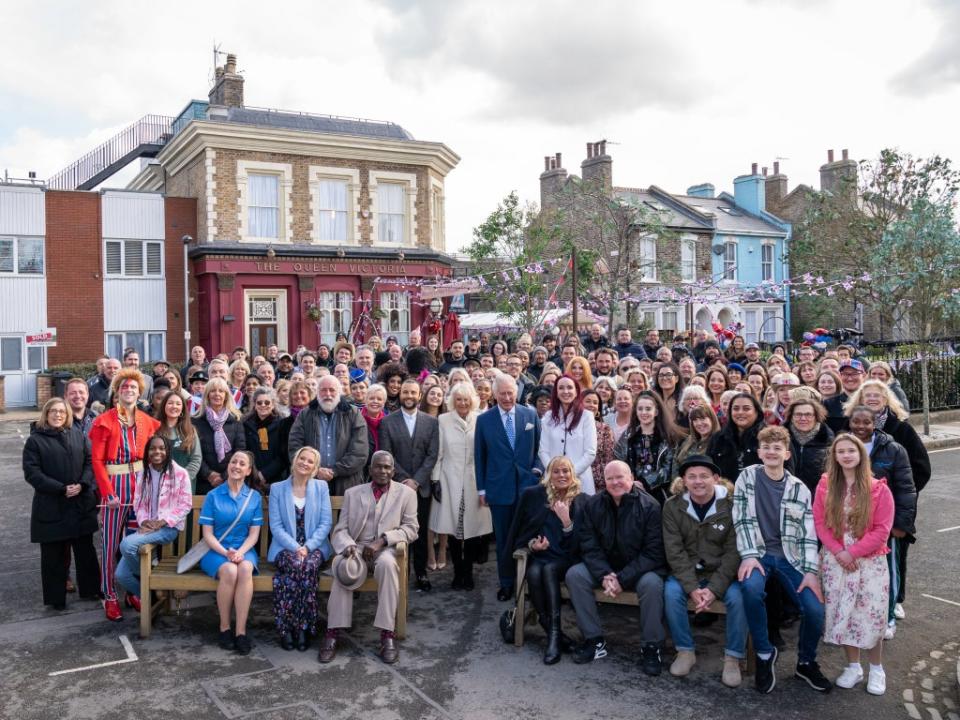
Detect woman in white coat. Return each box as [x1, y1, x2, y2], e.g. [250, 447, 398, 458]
[538, 374, 597, 494]
[428, 382, 492, 590]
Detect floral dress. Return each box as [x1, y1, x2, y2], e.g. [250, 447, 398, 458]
[592, 422, 615, 493]
[272, 504, 326, 633]
[820, 493, 890, 648]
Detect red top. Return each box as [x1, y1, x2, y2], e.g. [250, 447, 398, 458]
[89, 408, 161, 498]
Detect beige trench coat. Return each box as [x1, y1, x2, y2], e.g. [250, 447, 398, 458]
[428, 411, 492, 538]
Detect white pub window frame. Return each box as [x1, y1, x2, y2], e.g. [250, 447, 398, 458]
[309, 166, 361, 244]
[370, 170, 418, 246]
[237, 160, 294, 243]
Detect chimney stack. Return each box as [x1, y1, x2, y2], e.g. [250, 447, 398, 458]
[751, 162, 758, 175]
[820, 147, 858, 195]
[540, 150, 568, 210]
[581, 139, 612, 193]
[773, 161, 780, 175]
[827, 149, 835, 163]
[208, 52, 245, 109]
[766, 161, 788, 210]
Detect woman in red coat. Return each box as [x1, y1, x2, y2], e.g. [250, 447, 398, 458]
[89, 367, 160, 621]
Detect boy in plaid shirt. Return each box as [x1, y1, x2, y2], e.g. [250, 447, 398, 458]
[732, 425, 831, 695]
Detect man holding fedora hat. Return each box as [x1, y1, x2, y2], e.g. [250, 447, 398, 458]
[320, 451, 418, 664]
[661, 454, 746, 687]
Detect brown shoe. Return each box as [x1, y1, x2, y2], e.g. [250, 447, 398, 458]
[318, 634, 337, 663]
[379, 635, 399, 664]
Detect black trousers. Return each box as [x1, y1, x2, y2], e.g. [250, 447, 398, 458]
[40, 535, 100, 607]
[526, 557, 570, 627]
[412, 493, 432, 578]
[448, 536, 482, 578]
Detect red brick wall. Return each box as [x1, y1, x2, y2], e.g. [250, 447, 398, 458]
[164, 197, 198, 364]
[45, 191, 103, 365]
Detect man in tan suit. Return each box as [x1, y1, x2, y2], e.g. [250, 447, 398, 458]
[319, 450, 419, 664]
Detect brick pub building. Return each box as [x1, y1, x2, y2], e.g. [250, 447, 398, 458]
[0, 54, 458, 406]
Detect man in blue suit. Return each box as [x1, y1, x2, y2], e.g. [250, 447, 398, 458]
[475, 373, 543, 600]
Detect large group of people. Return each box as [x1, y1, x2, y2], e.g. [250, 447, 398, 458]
[22, 323, 929, 692]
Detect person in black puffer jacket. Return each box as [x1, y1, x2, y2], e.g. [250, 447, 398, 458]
[23, 398, 101, 610]
[785, 398, 835, 495]
[242, 387, 290, 485]
[708, 393, 766, 483]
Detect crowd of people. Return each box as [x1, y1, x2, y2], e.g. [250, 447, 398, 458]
[22, 322, 929, 693]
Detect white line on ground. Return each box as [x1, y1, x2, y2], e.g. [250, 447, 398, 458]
[937, 525, 960, 533]
[48, 634, 138, 676]
[922, 594, 960, 608]
[928, 447, 960, 454]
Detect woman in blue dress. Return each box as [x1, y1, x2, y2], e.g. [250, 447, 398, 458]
[198, 450, 264, 655]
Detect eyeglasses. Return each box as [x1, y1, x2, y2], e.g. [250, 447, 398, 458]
[48, 408, 67, 415]
[658, 373, 675, 379]
[792, 411, 816, 419]
[255, 400, 273, 407]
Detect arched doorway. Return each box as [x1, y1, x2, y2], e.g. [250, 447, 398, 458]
[695, 307, 712, 331]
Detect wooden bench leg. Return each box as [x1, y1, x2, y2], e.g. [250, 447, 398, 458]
[395, 544, 409, 640]
[513, 552, 528, 647]
[139, 547, 152, 639]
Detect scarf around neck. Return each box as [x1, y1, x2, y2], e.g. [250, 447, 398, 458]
[205, 406, 232, 462]
[791, 423, 820, 446]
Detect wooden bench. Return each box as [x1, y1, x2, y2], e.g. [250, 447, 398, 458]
[512, 549, 753, 672]
[138, 495, 409, 639]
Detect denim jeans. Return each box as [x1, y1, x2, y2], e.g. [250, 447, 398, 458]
[740, 554, 824, 663]
[115, 525, 179, 598]
[663, 575, 747, 658]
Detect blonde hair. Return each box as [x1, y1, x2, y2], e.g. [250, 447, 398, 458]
[843, 379, 908, 420]
[541, 456, 581, 504]
[290, 446, 321, 477]
[36, 398, 73, 430]
[823, 433, 875, 540]
[446, 381, 480, 413]
[196, 377, 241, 419]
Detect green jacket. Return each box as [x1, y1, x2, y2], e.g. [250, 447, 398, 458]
[662, 483, 739, 598]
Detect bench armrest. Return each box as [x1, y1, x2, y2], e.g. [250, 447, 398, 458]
[138, 543, 156, 557]
[394, 540, 408, 562]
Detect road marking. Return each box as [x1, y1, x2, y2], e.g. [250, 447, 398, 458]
[48, 635, 137, 676]
[928, 447, 960, 454]
[922, 594, 960, 608]
[937, 525, 960, 533]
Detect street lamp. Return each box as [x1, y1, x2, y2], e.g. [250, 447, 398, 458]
[182, 235, 192, 362]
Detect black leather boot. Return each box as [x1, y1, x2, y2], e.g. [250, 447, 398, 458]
[542, 563, 563, 665]
[544, 617, 562, 665]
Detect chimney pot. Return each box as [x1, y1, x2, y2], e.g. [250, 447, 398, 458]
[762, 166, 768, 176]
[225, 54, 237, 73]
[842, 148, 849, 161]
[544, 156, 551, 172]
[586, 143, 593, 159]
[828, 149, 835, 163]
[751, 162, 758, 175]
[773, 161, 780, 175]
[600, 140, 607, 156]
[555, 152, 562, 169]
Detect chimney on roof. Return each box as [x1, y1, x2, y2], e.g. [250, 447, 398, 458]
[734, 163, 766, 215]
[687, 183, 715, 199]
[751, 162, 758, 175]
[765, 160, 789, 211]
[581, 139, 612, 193]
[540, 151, 568, 211]
[820, 147, 858, 195]
[208, 52, 244, 109]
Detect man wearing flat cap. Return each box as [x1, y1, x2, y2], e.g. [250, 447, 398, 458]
[320, 451, 418, 664]
[661, 455, 746, 687]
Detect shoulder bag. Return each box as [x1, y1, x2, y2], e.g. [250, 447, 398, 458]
[177, 488, 256, 574]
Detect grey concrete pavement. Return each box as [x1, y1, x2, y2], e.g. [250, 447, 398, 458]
[1, 420, 959, 719]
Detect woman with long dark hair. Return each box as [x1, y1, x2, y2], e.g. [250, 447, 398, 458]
[581, 389, 615, 493]
[538, 375, 598, 494]
[653, 362, 685, 421]
[614, 390, 687, 505]
[706, 392, 767, 483]
[115, 434, 192, 609]
[156, 391, 201, 491]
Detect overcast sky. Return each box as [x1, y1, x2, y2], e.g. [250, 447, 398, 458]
[2, 0, 958, 253]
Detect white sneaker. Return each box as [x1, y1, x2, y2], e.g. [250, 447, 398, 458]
[836, 664, 864, 689]
[894, 603, 905, 620]
[883, 621, 896, 640]
[867, 666, 886, 695]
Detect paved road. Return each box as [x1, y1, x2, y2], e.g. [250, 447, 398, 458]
[0, 419, 957, 720]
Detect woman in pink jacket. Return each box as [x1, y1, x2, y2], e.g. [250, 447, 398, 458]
[114, 434, 193, 610]
[813, 433, 894, 696]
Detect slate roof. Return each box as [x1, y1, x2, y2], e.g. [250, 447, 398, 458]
[673, 195, 787, 236]
[613, 187, 712, 231]
[226, 107, 415, 141]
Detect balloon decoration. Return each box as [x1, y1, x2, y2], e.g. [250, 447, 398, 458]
[801, 327, 833, 350]
[710, 321, 744, 348]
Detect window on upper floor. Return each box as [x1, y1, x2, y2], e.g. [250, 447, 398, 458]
[378, 183, 406, 244]
[761, 243, 774, 282]
[638, 235, 657, 282]
[723, 242, 738, 281]
[105, 239, 163, 278]
[317, 180, 349, 242]
[681, 237, 697, 283]
[0, 236, 44, 275]
[248, 173, 280, 239]
[106, 331, 165, 362]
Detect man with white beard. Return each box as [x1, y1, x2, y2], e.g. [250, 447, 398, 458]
[288, 375, 369, 495]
